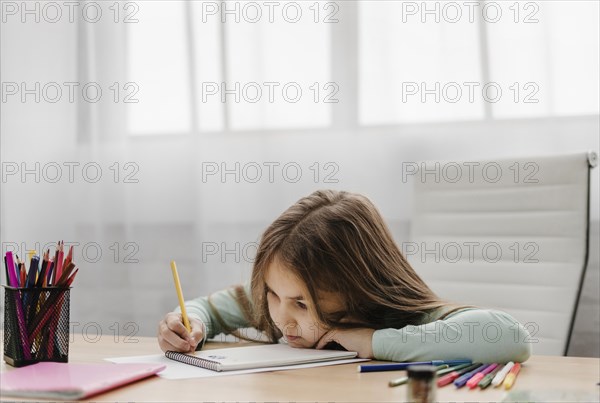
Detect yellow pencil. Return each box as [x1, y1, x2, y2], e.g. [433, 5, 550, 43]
[170, 260, 191, 333]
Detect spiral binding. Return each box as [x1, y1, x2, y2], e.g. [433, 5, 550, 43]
[165, 350, 220, 372]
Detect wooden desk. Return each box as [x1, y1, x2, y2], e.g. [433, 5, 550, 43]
[2, 334, 599, 402]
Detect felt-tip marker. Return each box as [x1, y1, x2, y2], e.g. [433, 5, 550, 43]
[492, 361, 514, 387]
[503, 362, 521, 389]
[437, 363, 482, 387]
[454, 364, 489, 388]
[358, 359, 471, 373]
[467, 363, 498, 389]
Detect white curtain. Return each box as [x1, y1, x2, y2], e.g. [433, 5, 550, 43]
[1, 1, 598, 337]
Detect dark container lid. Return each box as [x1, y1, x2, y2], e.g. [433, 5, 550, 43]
[407, 365, 437, 380]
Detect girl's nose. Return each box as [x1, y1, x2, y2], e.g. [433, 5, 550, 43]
[276, 306, 297, 330]
[281, 321, 302, 337]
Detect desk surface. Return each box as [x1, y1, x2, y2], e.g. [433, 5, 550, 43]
[1, 334, 599, 402]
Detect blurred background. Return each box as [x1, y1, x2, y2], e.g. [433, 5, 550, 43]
[1, 1, 598, 356]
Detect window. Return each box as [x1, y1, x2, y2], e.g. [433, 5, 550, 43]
[487, 1, 600, 118]
[124, 1, 599, 135]
[359, 1, 484, 124]
[127, 0, 332, 135]
[127, 1, 191, 134]
[359, 0, 599, 124]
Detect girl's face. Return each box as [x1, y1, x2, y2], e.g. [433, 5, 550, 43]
[265, 257, 346, 348]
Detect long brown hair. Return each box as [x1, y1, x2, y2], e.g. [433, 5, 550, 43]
[245, 189, 462, 343]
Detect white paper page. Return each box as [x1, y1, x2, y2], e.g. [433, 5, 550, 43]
[105, 354, 369, 380]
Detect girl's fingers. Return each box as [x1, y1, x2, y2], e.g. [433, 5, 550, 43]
[158, 313, 192, 351]
[161, 324, 192, 351]
[158, 313, 206, 352]
[166, 313, 191, 339]
[315, 330, 338, 350]
[189, 319, 205, 347]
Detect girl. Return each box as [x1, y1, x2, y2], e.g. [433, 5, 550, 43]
[158, 190, 531, 363]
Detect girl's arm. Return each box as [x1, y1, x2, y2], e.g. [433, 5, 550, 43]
[372, 308, 532, 363]
[173, 282, 253, 340]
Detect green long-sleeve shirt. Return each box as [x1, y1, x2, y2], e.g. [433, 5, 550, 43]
[175, 282, 531, 363]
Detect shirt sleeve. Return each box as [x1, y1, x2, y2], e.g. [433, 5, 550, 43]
[372, 308, 531, 363]
[173, 282, 253, 340]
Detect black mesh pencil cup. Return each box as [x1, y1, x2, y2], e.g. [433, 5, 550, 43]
[3, 286, 71, 367]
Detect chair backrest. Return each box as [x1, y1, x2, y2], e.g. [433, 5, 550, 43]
[407, 152, 597, 356]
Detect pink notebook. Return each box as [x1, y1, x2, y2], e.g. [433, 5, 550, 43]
[0, 362, 165, 400]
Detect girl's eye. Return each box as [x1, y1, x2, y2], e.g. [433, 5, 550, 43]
[266, 288, 279, 299]
[295, 301, 307, 310]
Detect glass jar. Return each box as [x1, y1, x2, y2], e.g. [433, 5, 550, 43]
[407, 365, 437, 403]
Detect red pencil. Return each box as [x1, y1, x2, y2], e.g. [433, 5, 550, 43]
[49, 242, 61, 285]
[65, 245, 74, 267]
[19, 261, 26, 287]
[55, 241, 64, 285]
[66, 268, 78, 286]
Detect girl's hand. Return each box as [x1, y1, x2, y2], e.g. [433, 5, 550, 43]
[315, 328, 375, 358]
[158, 312, 205, 353]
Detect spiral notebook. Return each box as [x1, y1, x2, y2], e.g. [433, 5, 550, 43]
[165, 344, 358, 372]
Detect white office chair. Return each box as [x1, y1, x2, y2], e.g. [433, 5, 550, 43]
[407, 151, 597, 356]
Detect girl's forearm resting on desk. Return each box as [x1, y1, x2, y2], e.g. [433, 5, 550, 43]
[372, 309, 531, 363]
[175, 283, 531, 363]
